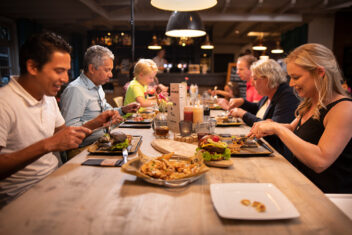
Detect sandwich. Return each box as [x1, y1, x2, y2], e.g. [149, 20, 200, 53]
[97, 131, 130, 150]
[196, 135, 231, 161]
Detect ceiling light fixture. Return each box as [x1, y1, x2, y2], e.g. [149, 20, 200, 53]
[252, 33, 267, 51]
[165, 11, 206, 38]
[151, 0, 217, 11]
[271, 41, 284, 54]
[201, 35, 214, 50]
[148, 35, 162, 50]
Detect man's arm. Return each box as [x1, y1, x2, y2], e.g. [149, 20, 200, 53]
[60, 86, 87, 126]
[0, 125, 91, 180]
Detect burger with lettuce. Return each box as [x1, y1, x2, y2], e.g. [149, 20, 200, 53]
[196, 135, 231, 161]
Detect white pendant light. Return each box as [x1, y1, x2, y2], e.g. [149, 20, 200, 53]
[201, 35, 214, 50]
[271, 41, 284, 54]
[165, 11, 206, 38]
[252, 33, 267, 51]
[151, 0, 217, 11]
[148, 35, 162, 50]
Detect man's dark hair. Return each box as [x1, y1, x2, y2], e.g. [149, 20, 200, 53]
[19, 32, 72, 75]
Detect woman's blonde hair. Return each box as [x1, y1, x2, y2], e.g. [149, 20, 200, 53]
[133, 59, 158, 77]
[285, 43, 346, 119]
[250, 59, 287, 89]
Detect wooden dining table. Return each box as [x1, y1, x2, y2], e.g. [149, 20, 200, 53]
[0, 112, 351, 235]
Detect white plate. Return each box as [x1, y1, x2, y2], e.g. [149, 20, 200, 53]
[210, 183, 300, 220]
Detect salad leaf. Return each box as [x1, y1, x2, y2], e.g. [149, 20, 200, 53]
[111, 139, 129, 150]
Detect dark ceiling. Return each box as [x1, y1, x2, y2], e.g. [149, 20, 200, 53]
[1, 0, 352, 47]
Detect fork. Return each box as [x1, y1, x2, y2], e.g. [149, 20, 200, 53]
[122, 148, 128, 165]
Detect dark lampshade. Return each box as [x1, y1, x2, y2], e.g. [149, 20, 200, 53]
[165, 11, 206, 38]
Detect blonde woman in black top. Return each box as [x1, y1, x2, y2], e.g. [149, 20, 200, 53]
[249, 43, 352, 193]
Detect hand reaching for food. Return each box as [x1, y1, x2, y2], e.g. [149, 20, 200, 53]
[47, 126, 91, 151]
[248, 120, 278, 139]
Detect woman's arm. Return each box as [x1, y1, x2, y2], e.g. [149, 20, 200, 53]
[251, 102, 352, 173]
[213, 90, 232, 99]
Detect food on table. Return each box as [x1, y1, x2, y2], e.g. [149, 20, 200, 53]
[97, 131, 131, 151]
[216, 116, 241, 124]
[255, 204, 266, 212]
[174, 133, 198, 143]
[139, 151, 204, 180]
[196, 135, 231, 161]
[125, 112, 155, 122]
[240, 199, 266, 213]
[241, 199, 251, 206]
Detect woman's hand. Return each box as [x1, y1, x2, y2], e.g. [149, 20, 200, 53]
[217, 98, 230, 110]
[229, 107, 246, 118]
[228, 98, 244, 109]
[248, 120, 277, 139]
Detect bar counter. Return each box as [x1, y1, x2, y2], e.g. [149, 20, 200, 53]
[0, 113, 351, 234]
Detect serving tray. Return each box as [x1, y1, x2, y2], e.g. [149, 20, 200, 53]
[221, 136, 273, 156]
[118, 122, 152, 128]
[87, 135, 142, 155]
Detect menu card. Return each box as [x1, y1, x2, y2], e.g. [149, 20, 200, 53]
[167, 83, 187, 132]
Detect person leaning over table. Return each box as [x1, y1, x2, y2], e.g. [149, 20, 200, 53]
[0, 32, 119, 208]
[249, 43, 352, 193]
[217, 55, 263, 108]
[124, 59, 158, 111]
[227, 59, 299, 160]
[208, 81, 240, 100]
[60, 45, 140, 148]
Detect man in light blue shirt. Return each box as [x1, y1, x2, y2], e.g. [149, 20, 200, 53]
[60, 45, 139, 147]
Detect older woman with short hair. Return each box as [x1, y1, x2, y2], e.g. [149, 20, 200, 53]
[229, 59, 299, 160]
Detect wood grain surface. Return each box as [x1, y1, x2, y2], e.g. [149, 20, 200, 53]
[0, 112, 351, 235]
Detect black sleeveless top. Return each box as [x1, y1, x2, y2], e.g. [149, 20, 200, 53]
[293, 98, 352, 193]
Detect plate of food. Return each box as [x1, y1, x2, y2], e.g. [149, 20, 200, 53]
[121, 150, 209, 187]
[209, 104, 223, 110]
[221, 135, 273, 156]
[216, 116, 243, 127]
[123, 113, 154, 124]
[210, 183, 300, 220]
[87, 131, 142, 155]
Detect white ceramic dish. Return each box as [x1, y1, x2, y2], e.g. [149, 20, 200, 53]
[210, 183, 300, 220]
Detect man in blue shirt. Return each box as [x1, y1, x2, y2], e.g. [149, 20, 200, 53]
[60, 45, 139, 147]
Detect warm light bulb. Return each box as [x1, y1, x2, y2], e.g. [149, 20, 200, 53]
[201, 44, 214, 50]
[166, 29, 206, 37]
[252, 45, 267, 51]
[271, 48, 284, 54]
[148, 45, 162, 50]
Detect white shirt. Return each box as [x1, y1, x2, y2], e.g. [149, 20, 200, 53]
[256, 99, 270, 119]
[153, 56, 167, 73]
[0, 76, 65, 206]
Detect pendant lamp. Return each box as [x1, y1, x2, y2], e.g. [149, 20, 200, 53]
[271, 41, 284, 54]
[201, 35, 214, 50]
[165, 11, 206, 37]
[252, 34, 267, 51]
[151, 0, 217, 11]
[148, 35, 162, 50]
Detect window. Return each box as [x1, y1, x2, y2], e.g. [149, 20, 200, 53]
[0, 19, 19, 84]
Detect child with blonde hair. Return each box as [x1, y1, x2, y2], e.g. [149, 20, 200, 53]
[124, 59, 158, 110]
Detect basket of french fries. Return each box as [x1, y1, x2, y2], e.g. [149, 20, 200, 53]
[121, 150, 209, 187]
